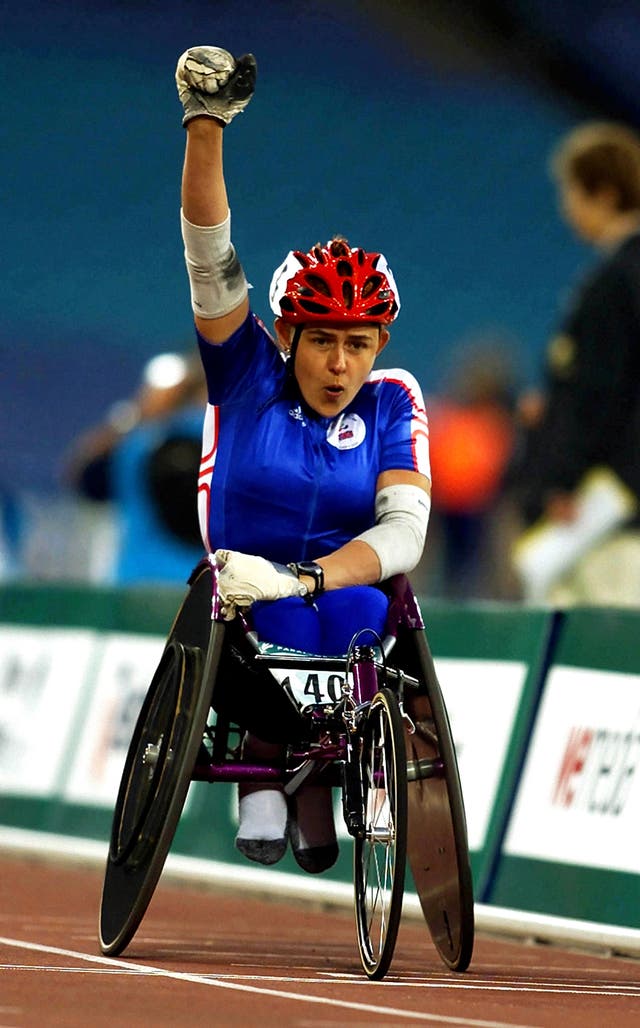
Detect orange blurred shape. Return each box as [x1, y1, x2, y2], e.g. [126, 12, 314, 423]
[428, 402, 514, 513]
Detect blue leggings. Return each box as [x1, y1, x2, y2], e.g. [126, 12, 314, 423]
[252, 585, 389, 656]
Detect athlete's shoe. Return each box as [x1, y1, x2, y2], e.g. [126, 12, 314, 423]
[288, 786, 339, 874]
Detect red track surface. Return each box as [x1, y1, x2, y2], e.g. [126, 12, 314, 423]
[1, 854, 639, 1027]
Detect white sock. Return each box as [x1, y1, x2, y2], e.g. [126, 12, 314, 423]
[238, 789, 287, 841]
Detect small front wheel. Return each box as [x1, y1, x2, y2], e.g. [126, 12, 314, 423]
[353, 688, 408, 980]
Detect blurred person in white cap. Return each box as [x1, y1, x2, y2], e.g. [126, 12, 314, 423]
[64, 351, 207, 583]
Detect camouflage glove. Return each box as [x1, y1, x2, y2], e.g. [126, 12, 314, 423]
[175, 46, 257, 126]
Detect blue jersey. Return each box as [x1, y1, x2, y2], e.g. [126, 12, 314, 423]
[196, 313, 430, 564]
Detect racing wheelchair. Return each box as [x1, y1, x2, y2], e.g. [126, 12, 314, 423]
[99, 557, 474, 980]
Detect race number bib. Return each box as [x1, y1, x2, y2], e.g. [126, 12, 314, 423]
[270, 667, 352, 710]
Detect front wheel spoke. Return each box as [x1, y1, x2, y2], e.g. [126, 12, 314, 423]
[364, 804, 396, 953]
[354, 690, 407, 978]
[365, 865, 387, 953]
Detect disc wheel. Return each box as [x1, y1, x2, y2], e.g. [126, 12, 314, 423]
[402, 630, 474, 972]
[99, 619, 221, 955]
[354, 688, 408, 980]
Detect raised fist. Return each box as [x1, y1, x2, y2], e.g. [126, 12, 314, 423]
[176, 46, 257, 126]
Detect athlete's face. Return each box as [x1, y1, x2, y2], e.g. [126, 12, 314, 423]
[284, 322, 390, 417]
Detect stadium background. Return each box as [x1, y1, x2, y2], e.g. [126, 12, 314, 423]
[4, 0, 640, 512]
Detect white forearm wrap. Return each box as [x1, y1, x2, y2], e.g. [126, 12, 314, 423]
[355, 484, 430, 580]
[181, 208, 249, 318]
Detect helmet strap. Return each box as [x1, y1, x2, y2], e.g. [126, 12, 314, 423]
[286, 325, 304, 377]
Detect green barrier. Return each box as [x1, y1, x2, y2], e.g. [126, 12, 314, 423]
[489, 607, 640, 928]
[417, 604, 556, 900]
[0, 581, 184, 635]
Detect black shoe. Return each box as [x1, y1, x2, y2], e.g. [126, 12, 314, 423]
[291, 841, 339, 874]
[288, 816, 339, 873]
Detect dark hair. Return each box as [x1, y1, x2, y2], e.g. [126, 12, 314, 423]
[550, 122, 640, 211]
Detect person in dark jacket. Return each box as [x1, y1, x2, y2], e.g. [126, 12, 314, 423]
[511, 121, 640, 605]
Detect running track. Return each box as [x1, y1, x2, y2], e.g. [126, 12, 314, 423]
[1, 854, 639, 1027]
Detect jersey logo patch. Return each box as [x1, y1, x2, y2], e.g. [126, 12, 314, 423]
[326, 413, 366, 450]
[289, 404, 307, 426]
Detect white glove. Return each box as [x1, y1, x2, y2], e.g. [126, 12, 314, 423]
[175, 46, 257, 126]
[214, 549, 308, 620]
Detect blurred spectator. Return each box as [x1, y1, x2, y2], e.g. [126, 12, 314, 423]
[425, 337, 518, 599]
[510, 122, 640, 606]
[0, 482, 24, 580]
[64, 351, 207, 584]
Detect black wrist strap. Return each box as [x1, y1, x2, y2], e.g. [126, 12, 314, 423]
[288, 560, 325, 595]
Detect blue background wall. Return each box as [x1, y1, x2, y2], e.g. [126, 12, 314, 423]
[1, 1, 617, 496]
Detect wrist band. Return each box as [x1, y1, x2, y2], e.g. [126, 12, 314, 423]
[288, 561, 325, 595]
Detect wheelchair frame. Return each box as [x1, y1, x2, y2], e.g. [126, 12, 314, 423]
[99, 558, 474, 980]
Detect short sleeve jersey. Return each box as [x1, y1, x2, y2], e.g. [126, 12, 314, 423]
[196, 312, 430, 564]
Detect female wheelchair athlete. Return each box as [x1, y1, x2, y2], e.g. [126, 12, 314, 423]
[98, 556, 474, 980]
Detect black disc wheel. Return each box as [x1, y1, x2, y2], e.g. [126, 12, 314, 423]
[402, 630, 475, 972]
[354, 688, 408, 980]
[99, 618, 222, 956]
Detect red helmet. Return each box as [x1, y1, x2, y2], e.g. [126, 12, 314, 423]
[269, 238, 400, 325]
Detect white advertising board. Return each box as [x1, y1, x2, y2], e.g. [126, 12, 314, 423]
[433, 658, 527, 851]
[0, 626, 95, 795]
[63, 633, 165, 806]
[504, 665, 640, 873]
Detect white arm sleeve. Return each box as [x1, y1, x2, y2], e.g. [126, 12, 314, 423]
[354, 484, 430, 580]
[181, 209, 249, 318]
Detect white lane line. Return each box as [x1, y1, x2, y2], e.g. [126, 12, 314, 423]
[0, 937, 538, 1028]
[0, 966, 150, 974]
[2, 965, 638, 998]
[208, 974, 640, 997]
[4, 953, 636, 999]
